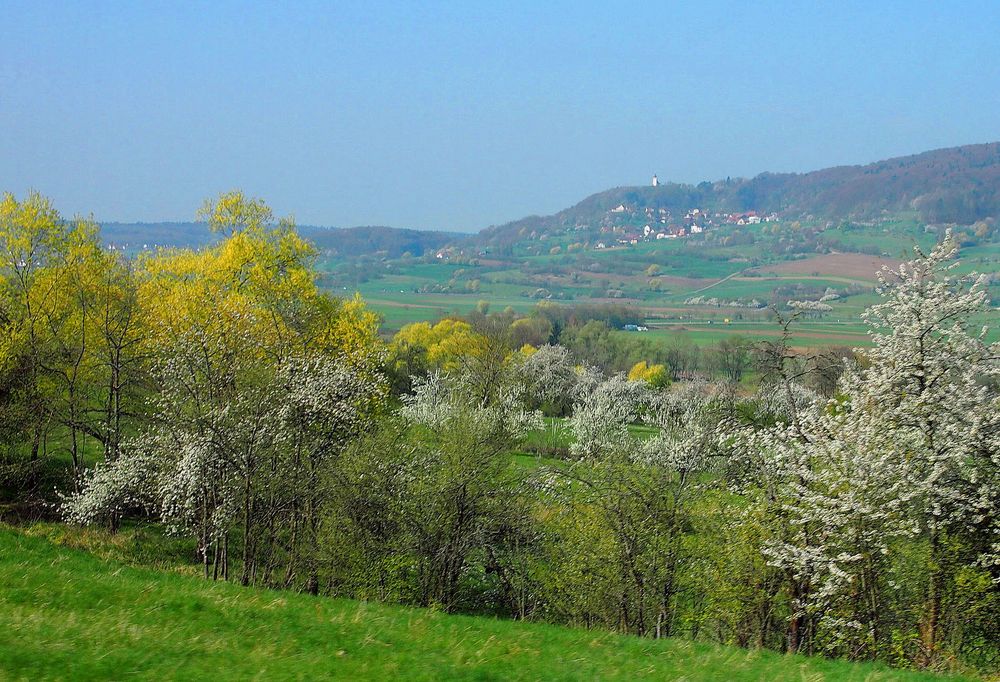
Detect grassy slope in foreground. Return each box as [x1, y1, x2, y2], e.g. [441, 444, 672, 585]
[0, 528, 970, 681]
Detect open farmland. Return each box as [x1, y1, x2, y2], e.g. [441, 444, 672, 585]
[748, 252, 900, 279]
[338, 219, 1000, 345]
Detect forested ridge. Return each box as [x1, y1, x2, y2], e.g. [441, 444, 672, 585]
[100, 221, 456, 258]
[95, 143, 1000, 261]
[476, 142, 1000, 249]
[2, 190, 1000, 677]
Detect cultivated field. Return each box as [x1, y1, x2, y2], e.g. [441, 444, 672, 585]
[333, 220, 1000, 350]
[748, 252, 900, 280]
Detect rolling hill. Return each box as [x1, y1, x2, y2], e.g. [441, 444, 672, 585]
[474, 142, 1000, 251]
[98, 143, 1000, 260]
[99, 222, 458, 258]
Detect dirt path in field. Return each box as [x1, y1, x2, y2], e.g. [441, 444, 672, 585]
[366, 299, 450, 310]
[686, 268, 747, 294]
[650, 324, 867, 344]
[732, 275, 872, 285]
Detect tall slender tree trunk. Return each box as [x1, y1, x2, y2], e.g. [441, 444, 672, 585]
[201, 498, 210, 580]
[240, 471, 254, 586]
[787, 570, 803, 654]
[30, 423, 41, 462]
[922, 528, 943, 665]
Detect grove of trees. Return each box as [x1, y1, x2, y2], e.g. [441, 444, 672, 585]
[2, 191, 998, 675]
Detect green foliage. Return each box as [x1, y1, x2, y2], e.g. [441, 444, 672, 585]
[323, 417, 537, 613]
[558, 320, 677, 374]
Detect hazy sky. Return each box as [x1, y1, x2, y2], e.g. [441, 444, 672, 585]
[2, 1, 999, 232]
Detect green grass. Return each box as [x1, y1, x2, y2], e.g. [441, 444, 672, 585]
[616, 323, 873, 349]
[0, 526, 971, 681]
[517, 418, 660, 460]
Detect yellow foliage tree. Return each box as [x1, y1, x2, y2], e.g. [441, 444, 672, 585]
[2, 190, 386, 469]
[1, 191, 149, 466]
[627, 360, 670, 389]
[391, 318, 484, 374]
[141, 191, 382, 369]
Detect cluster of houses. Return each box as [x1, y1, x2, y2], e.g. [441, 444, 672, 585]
[722, 211, 779, 226]
[594, 204, 780, 250]
[596, 205, 710, 248]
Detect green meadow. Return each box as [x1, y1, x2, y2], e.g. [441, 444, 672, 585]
[0, 527, 972, 681]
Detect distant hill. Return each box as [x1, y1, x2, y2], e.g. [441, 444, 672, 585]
[300, 225, 457, 258]
[99, 222, 215, 249]
[475, 142, 1000, 250]
[100, 143, 1000, 259]
[99, 222, 458, 258]
[731, 142, 1000, 222]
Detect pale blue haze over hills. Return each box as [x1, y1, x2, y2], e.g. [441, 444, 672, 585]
[1, 0, 999, 231]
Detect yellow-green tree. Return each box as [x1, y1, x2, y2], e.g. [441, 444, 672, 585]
[142, 190, 381, 367]
[0, 192, 141, 470]
[0, 192, 67, 460]
[509, 316, 553, 349]
[628, 360, 670, 389]
[68, 191, 387, 586]
[390, 318, 484, 378]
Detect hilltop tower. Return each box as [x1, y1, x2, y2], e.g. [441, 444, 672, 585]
[652, 174, 659, 187]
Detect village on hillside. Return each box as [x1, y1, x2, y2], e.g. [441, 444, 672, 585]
[594, 175, 779, 249]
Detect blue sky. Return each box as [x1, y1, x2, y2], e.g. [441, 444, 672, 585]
[2, 1, 999, 231]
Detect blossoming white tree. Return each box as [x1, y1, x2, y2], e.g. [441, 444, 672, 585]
[397, 358, 542, 608]
[568, 373, 648, 459]
[64, 326, 383, 588]
[747, 233, 1000, 660]
[560, 375, 728, 637]
[520, 343, 580, 414]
